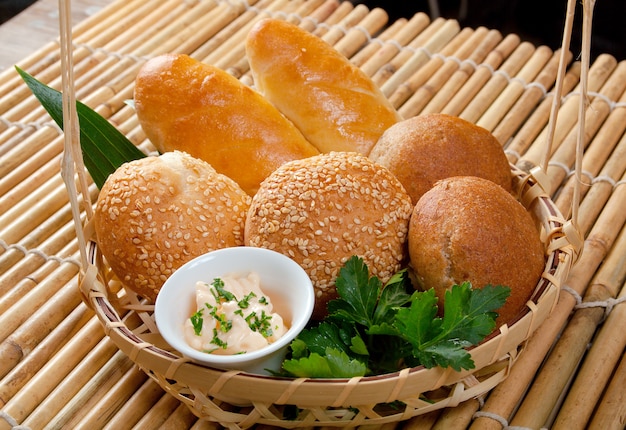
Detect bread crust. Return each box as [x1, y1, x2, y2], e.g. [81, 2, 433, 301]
[369, 113, 513, 204]
[134, 53, 319, 196]
[245, 18, 401, 155]
[408, 176, 545, 326]
[94, 151, 251, 301]
[245, 151, 413, 320]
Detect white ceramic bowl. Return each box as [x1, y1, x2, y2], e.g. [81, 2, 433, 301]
[154, 246, 315, 375]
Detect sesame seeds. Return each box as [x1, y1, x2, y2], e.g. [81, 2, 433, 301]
[245, 152, 413, 314]
[94, 151, 250, 301]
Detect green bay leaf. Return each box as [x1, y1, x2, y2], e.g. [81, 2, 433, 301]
[16, 66, 146, 188]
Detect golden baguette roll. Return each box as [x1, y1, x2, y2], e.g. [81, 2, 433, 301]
[245, 151, 413, 320]
[369, 113, 513, 205]
[245, 18, 401, 155]
[94, 151, 251, 301]
[408, 176, 545, 327]
[133, 53, 319, 196]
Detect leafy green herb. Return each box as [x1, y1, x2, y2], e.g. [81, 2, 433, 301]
[238, 291, 257, 309]
[211, 278, 236, 302]
[16, 66, 145, 189]
[281, 256, 510, 377]
[190, 309, 204, 336]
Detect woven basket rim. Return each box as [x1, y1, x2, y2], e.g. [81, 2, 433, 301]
[80, 164, 578, 425]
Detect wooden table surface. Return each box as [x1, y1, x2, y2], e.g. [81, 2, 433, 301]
[0, 0, 110, 71]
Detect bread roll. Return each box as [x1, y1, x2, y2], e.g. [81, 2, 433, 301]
[369, 113, 513, 204]
[245, 151, 413, 320]
[133, 53, 319, 196]
[245, 18, 401, 155]
[94, 151, 251, 301]
[408, 176, 545, 326]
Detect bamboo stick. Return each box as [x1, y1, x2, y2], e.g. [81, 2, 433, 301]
[388, 26, 474, 110]
[309, 0, 354, 39]
[159, 403, 199, 429]
[550, 227, 626, 429]
[370, 17, 445, 88]
[0, 275, 82, 378]
[420, 29, 502, 116]
[470, 173, 626, 430]
[0, 0, 149, 110]
[572, 134, 626, 237]
[544, 60, 626, 195]
[0, 315, 110, 417]
[401, 409, 441, 429]
[554, 84, 626, 218]
[0, 231, 78, 312]
[130, 391, 185, 429]
[430, 400, 480, 430]
[400, 27, 501, 118]
[379, 19, 460, 97]
[25, 350, 135, 429]
[491, 49, 573, 146]
[476, 45, 553, 132]
[587, 347, 626, 429]
[509, 222, 626, 428]
[79, 368, 156, 430]
[349, 15, 410, 69]
[331, 7, 389, 58]
[318, 4, 370, 47]
[441, 33, 520, 117]
[196, 0, 283, 65]
[457, 41, 534, 124]
[229, 0, 344, 79]
[0, 0, 170, 122]
[358, 12, 430, 76]
[520, 54, 618, 169]
[0, 303, 92, 404]
[505, 62, 581, 163]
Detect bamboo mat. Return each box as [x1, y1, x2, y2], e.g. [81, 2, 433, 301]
[0, 0, 625, 429]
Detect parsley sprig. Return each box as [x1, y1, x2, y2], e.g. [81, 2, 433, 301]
[282, 256, 510, 378]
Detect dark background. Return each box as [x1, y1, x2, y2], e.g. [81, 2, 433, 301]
[2, 0, 624, 61]
[352, 0, 626, 61]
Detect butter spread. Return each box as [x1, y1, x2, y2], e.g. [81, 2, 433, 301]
[184, 272, 287, 355]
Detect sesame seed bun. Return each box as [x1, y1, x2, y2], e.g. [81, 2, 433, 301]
[244, 151, 413, 320]
[408, 176, 545, 326]
[369, 113, 513, 204]
[94, 151, 251, 302]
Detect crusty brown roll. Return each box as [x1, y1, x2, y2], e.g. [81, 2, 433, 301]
[133, 53, 319, 196]
[94, 151, 251, 302]
[245, 18, 401, 155]
[244, 151, 413, 320]
[369, 113, 513, 204]
[408, 176, 545, 326]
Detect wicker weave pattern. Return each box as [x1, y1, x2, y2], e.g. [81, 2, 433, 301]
[79, 164, 575, 428]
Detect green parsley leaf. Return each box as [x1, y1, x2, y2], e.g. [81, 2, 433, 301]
[282, 347, 367, 378]
[281, 256, 511, 378]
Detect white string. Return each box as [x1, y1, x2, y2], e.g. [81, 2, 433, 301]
[0, 411, 31, 430]
[0, 238, 81, 268]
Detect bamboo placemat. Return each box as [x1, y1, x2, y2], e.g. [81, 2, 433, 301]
[0, 0, 625, 429]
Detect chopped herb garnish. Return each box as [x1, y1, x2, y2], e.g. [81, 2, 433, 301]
[259, 296, 268, 305]
[211, 278, 236, 302]
[238, 291, 257, 309]
[211, 328, 228, 349]
[190, 309, 204, 336]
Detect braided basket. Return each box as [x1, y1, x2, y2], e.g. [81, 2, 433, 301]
[78, 162, 577, 428]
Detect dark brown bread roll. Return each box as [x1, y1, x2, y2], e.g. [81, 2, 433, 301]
[408, 176, 545, 326]
[369, 113, 513, 204]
